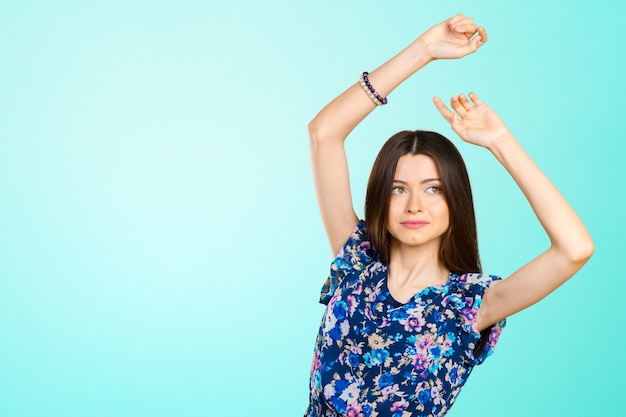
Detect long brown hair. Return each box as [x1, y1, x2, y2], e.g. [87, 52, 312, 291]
[364, 130, 481, 274]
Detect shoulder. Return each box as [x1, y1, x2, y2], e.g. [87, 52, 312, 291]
[333, 220, 379, 270]
[446, 273, 503, 326]
[460, 272, 501, 287]
[452, 272, 501, 293]
[448, 273, 507, 361]
[320, 220, 381, 305]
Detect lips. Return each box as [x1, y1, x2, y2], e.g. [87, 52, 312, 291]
[401, 220, 428, 228]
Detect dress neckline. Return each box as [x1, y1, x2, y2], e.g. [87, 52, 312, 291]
[383, 271, 456, 307]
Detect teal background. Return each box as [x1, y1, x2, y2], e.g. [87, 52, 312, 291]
[1, 1, 624, 416]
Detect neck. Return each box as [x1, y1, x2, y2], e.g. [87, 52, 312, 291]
[388, 239, 448, 287]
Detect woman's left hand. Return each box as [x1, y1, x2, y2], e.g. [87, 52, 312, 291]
[435, 92, 594, 331]
[433, 92, 508, 150]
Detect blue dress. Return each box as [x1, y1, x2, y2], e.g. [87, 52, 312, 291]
[305, 221, 506, 417]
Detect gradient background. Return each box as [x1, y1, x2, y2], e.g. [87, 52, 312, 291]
[1, 1, 625, 416]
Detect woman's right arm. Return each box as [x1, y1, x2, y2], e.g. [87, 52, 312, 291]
[309, 14, 488, 255]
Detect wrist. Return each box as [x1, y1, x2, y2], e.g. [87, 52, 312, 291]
[488, 130, 518, 160]
[403, 37, 436, 68]
[407, 35, 437, 66]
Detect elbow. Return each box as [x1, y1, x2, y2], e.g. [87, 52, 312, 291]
[308, 115, 346, 150]
[308, 118, 329, 149]
[578, 238, 595, 264]
[308, 118, 331, 152]
[308, 119, 320, 147]
[564, 236, 595, 266]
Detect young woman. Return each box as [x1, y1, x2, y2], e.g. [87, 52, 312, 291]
[305, 13, 593, 417]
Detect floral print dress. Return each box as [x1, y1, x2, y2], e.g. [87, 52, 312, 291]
[305, 221, 505, 417]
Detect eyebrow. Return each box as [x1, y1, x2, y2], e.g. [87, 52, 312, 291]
[393, 178, 441, 185]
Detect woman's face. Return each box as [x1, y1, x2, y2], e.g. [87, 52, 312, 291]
[386, 154, 450, 251]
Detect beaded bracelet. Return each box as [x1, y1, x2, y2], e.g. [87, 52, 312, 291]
[359, 71, 388, 106]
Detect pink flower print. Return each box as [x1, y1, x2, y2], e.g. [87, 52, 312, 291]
[489, 323, 503, 346]
[346, 295, 358, 315]
[310, 351, 321, 373]
[461, 306, 478, 332]
[413, 353, 430, 371]
[390, 399, 409, 412]
[416, 334, 434, 351]
[404, 314, 426, 332]
[345, 405, 362, 417]
[381, 383, 400, 396]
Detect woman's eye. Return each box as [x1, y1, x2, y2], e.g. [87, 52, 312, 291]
[426, 186, 441, 194]
[391, 186, 406, 194]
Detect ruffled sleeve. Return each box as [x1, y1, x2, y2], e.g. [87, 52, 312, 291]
[319, 220, 378, 305]
[447, 273, 506, 365]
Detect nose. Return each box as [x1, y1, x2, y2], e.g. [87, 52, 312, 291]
[406, 193, 422, 214]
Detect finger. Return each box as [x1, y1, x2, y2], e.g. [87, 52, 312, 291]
[448, 13, 466, 27]
[468, 27, 487, 50]
[451, 17, 475, 28]
[457, 94, 474, 112]
[469, 35, 483, 51]
[477, 26, 488, 44]
[451, 18, 477, 36]
[450, 95, 468, 117]
[433, 96, 456, 124]
[468, 92, 484, 107]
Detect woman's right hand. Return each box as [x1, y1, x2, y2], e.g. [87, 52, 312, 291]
[418, 14, 487, 60]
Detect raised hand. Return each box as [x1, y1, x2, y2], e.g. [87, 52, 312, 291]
[434, 90, 593, 332]
[419, 14, 488, 60]
[309, 15, 490, 255]
[433, 93, 509, 149]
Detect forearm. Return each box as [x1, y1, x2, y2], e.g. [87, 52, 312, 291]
[310, 14, 486, 256]
[489, 132, 594, 262]
[308, 38, 433, 144]
[473, 131, 594, 327]
[308, 39, 433, 255]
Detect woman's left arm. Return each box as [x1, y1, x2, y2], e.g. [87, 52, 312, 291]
[434, 93, 594, 331]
